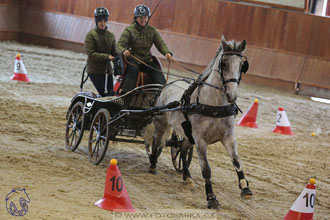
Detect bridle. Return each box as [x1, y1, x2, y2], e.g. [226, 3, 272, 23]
[196, 51, 249, 93]
[216, 52, 249, 86]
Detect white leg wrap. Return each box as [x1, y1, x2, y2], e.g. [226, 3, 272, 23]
[240, 179, 248, 189]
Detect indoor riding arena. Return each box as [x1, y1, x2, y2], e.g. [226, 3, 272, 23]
[1, 0, 330, 219]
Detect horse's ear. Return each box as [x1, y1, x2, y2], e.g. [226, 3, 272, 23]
[238, 40, 247, 52]
[221, 34, 230, 51]
[221, 34, 226, 43]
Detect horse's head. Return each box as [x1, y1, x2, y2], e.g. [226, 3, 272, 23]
[217, 35, 248, 103]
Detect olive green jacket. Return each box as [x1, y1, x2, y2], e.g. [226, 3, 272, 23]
[116, 23, 171, 63]
[84, 27, 117, 74]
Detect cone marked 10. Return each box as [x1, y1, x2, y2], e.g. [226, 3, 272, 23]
[237, 99, 259, 128]
[10, 53, 30, 82]
[95, 159, 136, 212]
[283, 178, 316, 220]
[273, 107, 294, 135]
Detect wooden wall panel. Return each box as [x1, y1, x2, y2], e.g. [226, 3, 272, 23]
[0, 0, 25, 4]
[18, 0, 330, 61]
[0, 5, 19, 31]
[301, 58, 330, 88]
[1, 1, 330, 97]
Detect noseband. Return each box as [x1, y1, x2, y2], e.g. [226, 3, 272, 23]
[217, 52, 249, 86]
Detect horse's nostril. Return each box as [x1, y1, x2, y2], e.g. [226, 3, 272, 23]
[226, 94, 237, 103]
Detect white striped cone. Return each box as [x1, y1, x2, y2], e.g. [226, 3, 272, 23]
[272, 107, 294, 135]
[10, 53, 30, 82]
[283, 178, 316, 220]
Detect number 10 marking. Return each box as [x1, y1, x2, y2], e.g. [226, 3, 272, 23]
[110, 176, 123, 192]
[303, 193, 315, 208]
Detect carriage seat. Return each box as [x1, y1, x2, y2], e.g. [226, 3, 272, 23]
[113, 55, 163, 95]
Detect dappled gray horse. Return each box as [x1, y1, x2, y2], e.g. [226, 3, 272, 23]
[149, 35, 252, 209]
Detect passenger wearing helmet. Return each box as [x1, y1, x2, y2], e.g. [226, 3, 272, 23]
[117, 4, 172, 93]
[84, 7, 117, 96]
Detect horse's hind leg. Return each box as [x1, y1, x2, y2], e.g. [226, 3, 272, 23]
[195, 140, 221, 209]
[149, 137, 163, 174]
[222, 134, 253, 199]
[180, 139, 194, 186]
[149, 116, 170, 174]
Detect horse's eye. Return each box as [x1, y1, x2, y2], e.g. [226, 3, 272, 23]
[221, 62, 228, 69]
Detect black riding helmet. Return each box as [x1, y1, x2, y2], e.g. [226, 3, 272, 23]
[94, 7, 110, 25]
[134, 4, 150, 19]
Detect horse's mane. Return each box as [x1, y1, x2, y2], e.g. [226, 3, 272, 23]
[200, 39, 241, 81]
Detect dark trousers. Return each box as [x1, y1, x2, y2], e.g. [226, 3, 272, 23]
[122, 60, 166, 92]
[89, 73, 114, 97]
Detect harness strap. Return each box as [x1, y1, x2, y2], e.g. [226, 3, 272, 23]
[186, 103, 238, 118]
[181, 80, 199, 121]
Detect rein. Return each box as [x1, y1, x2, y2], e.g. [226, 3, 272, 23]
[128, 54, 191, 80]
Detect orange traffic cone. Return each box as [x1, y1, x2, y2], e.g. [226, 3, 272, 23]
[10, 53, 30, 82]
[283, 178, 316, 220]
[273, 107, 294, 135]
[95, 159, 135, 212]
[238, 99, 259, 128]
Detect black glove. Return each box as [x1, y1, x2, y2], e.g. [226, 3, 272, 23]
[113, 56, 123, 76]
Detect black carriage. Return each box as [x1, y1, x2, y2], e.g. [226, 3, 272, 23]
[64, 57, 193, 171]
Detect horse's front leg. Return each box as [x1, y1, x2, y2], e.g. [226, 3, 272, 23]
[195, 140, 221, 209]
[222, 132, 253, 199]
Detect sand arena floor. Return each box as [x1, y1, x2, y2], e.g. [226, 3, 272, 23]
[0, 41, 329, 219]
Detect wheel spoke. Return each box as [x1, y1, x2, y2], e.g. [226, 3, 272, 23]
[75, 106, 79, 117]
[91, 141, 99, 157]
[70, 130, 75, 146]
[92, 125, 98, 134]
[95, 140, 100, 159]
[173, 149, 180, 161]
[77, 109, 82, 121]
[67, 129, 74, 140]
[97, 115, 101, 132]
[89, 138, 97, 144]
[100, 125, 107, 135]
[75, 127, 81, 134]
[73, 129, 79, 145]
[71, 113, 76, 122]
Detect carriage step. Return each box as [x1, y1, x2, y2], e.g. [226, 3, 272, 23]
[119, 129, 137, 137]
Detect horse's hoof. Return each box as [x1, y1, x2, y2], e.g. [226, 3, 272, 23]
[241, 187, 253, 199]
[207, 199, 221, 210]
[149, 167, 157, 174]
[207, 193, 221, 209]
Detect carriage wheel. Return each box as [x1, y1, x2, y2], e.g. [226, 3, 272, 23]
[65, 101, 85, 151]
[88, 108, 110, 165]
[170, 135, 193, 173]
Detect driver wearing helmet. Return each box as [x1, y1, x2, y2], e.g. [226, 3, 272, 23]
[116, 4, 172, 93]
[84, 7, 117, 96]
